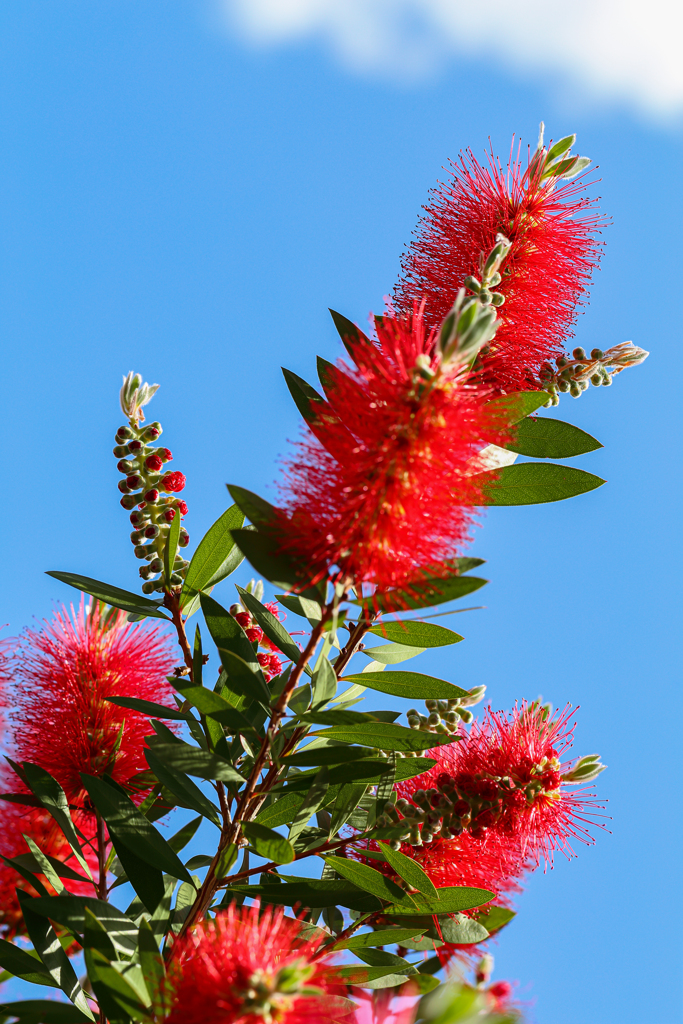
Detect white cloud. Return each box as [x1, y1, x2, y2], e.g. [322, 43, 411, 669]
[219, 0, 683, 116]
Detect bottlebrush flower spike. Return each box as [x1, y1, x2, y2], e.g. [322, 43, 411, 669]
[394, 126, 602, 393]
[163, 902, 351, 1024]
[394, 702, 605, 875]
[6, 602, 177, 807]
[0, 797, 97, 938]
[280, 308, 510, 594]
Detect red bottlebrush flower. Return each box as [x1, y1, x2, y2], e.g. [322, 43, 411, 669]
[145, 454, 164, 472]
[6, 603, 177, 806]
[162, 472, 186, 493]
[394, 138, 602, 393]
[395, 704, 604, 880]
[280, 310, 509, 594]
[163, 902, 350, 1024]
[0, 797, 97, 938]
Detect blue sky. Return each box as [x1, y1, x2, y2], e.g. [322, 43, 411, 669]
[0, 3, 681, 1022]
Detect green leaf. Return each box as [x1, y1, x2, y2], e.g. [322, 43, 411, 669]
[144, 749, 221, 826]
[163, 506, 181, 585]
[311, 722, 455, 752]
[237, 587, 307, 670]
[45, 572, 169, 620]
[393, 759, 437, 782]
[329, 308, 371, 357]
[174, 682, 238, 718]
[474, 905, 516, 936]
[0, 940, 58, 988]
[368, 621, 463, 648]
[299, 708, 399, 727]
[377, 842, 438, 899]
[485, 390, 549, 424]
[311, 657, 337, 706]
[324, 855, 404, 903]
[504, 417, 603, 459]
[167, 815, 203, 854]
[85, 949, 151, 1021]
[0, 854, 50, 898]
[80, 774, 193, 884]
[21, 836, 65, 894]
[353, 948, 416, 970]
[281, 746, 375, 768]
[0, 1002, 93, 1024]
[328, 964, 412, 986]
[432, 915, 489, 944]
[27, 897, 139, 956]
[385, 886, 494, 916]
[333, 927, 427, 950]
[274, 759, 398, 792]
[230, 878, 380, 912]
[105, 696, 187, 721]
[11, 851, 87, 885]
[21, 764, 93, 881]
[229, 527, 325, 601]
[473, 462, 605, 505]
[255, 790, 305, 829]
[137, 919, 166, 1020]
[341, 672, 469, 701]
[147, 741, 244, 785]
[180, 504, 246, 611]
[361, 575, 487, 614]
[226, 485, 280, 527]
[200, 593, 262, 673]
[360, 643, 425, 665]
[328, 782, 368, 837]
[288, 767, 329, 841]
[242, 823, 295, 864]
[275, 593, 323, 623]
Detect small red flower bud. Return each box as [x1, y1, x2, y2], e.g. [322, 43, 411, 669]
[144, 489, 159, 503]
[159, 448, 173, 462]
[134, 544, 152, 559]
[178, 530, 189, 547]
[143, 525, 160, 539]
[161, 472, 186, 493]
[235, 612, 251, 629]
[269, 653, 283, 675]
[113, 445, 130, 458]
[130, 530, 144, 544]
[120, 494, 139, 510]
[142, 427, 160, 441]
[245, 627, 263, 644]
[128, 440, 144, 452]
[117, 459, 135, 474]
[149, 557, 164, 573]
[162, 508, 176, 523]
[126, 474, 143, 490]
[257, 652, 271, 668]
[145, 454, 163, 472]
[129, 511, 146, 526]
[118, 480, 131, 494]
[177, 500, 188, 516]
[116, 425, 132, 439]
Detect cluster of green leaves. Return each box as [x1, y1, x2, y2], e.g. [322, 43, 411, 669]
[2, 352, 607, 1023]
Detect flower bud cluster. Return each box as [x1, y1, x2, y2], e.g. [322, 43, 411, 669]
[114, 375, 189, 594]
[539, 342, 649, 406]
[406, 686, 487, 735]
[229, 581, 284, 682]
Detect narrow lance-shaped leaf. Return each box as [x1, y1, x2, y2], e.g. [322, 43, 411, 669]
[502, 416, 603, 459]
[377, 841, 438, 899]
[164, 508, 181, 585]
[324, 856, 405, 904]
[45, 572, 169, 620]
[473, 462, 605, 505]
[368, 621, 463, 648]
[180, 504, 246, 612]
[17, 892, 94, 1020]
[288, 767, 330, 841]
[242, 823, 295, 865]
[341, 671, 469, 701]
[80, 774, 194, 884]
[21, 764, 93, 881]
[0, 939, 59, 988]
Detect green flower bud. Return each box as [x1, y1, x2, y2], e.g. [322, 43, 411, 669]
[569, 382, 581, 397]
[134, 544, 153, 559]
[118, 480, 131, 494]
[573, 347, 586, 360]
[556, 356, 568, 368]
[479, 288, 492, 305]
[120, 494, 139, 510]
[113, 445, 130, 458]
[149, 557, 164, 573]
[590, 373, 602, 385]
[141, 581, 156, 595]
[590, 348, 604, 359]
[116, 425, 133, 440]
[170, 573, 183, 586]
[130, 531, 144, 544]
[491, 292, 505, 307]
[489, 271, 502, 286]
[456, 707, 473, 723]
[464, 275, 481, 293]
